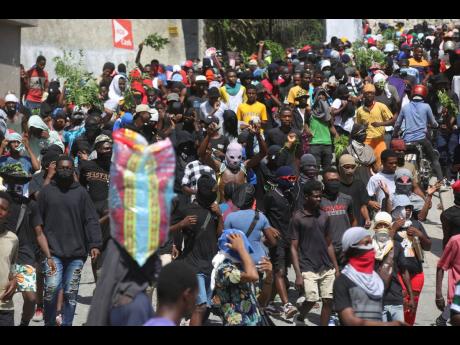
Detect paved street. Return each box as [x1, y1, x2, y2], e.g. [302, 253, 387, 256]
[14, 183, 452, 326]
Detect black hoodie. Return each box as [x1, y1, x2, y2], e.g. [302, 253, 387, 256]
[37, 180, 102, 259]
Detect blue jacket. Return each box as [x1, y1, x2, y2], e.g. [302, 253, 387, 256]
[396, 100, 438, 142]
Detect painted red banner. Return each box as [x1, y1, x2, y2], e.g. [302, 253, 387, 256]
[112, 19, 134, 50]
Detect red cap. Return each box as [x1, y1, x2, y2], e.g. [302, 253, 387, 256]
[452, 180, 460, 193]
[184, 60, 193, 68]
[301, 45, 312, 52]
[368, 37, 376, 46]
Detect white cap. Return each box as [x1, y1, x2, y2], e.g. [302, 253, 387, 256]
[173, 65, 181, 73]
[248, 59, 258, 66]
[373, 212, 392, 227]
[150, 108, 159, 122]
[320, 60, 331, 70]
[195, 75, 207, 82]
[384, 43, 395, 53]
[135, 104, 155, 114]
[373, 73, 387, 84]
[4, 93, 19, 103]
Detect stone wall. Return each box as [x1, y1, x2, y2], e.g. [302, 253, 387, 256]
[367, 19, 460, 32]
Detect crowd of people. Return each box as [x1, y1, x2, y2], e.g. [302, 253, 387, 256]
[1, 20, 460, 327]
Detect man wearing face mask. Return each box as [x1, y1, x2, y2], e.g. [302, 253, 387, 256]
[390, 194, 431, 326]
[320, 167, 356, 269]
[72, 114, 105, 162]
[37, 155, 102, 326]
[27, 115, 64, 160]
[333, 227, 406, 325]
[78, 135, 113, 281]
[0, 131, 39, 175]
[385, 168, 439, 223]
[264, 166, 299, 319]
[198, 122, 267, 202]
[338, 154, 371, 228]
[2, 93, 30, 134]
[292, 154, 318, 211]
[170, 174, 223, 326]
[291, 89, 310, 133]
[372, 212, 415, 323]
[342, 123, 377, 186]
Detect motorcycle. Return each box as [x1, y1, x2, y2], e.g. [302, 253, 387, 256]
[404, 130, 441, 190]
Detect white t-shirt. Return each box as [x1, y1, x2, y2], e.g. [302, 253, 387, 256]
[331, 98, 355, 133]
[366, 172, 396, 205]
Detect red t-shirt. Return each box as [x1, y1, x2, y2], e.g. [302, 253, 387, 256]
[438, 234, 460, 304]
[26, 67, 49, 103]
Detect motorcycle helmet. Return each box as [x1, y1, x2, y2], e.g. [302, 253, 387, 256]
[412, 84, 428, 99]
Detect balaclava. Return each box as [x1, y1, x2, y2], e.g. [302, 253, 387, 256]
[225, 142, 243, 170]
[339, 154, 357, 185]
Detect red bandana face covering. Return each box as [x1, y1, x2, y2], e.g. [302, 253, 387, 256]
[348, 249, 376, 274]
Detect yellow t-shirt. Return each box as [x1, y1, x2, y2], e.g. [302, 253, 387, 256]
[408, 57, 429, 68]
[236, 101, 268, 123]
[356, 102, 393, 139]
[287, 85, 303, 105]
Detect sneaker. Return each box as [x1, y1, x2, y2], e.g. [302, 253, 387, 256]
[32, 308, 43, 322]
[56, 314, 62, 326]
[294, 314, 306, 326]
[283, 302, 298, 319]
[435, 315, 447, 326]
[265, 302, 283, 316]
[296, 296, 306, 309]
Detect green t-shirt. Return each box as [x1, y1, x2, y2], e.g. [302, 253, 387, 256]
[310, 116, 332, 145]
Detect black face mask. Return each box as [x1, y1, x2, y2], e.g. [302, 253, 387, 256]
[324, 180, 341, 196]
[56, 169, 74, 186]
[397, 153, 405, 166]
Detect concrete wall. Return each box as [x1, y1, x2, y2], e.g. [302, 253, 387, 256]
[20, 19, 188, 81]
[0, 20, 37, 98]
[326, 19, 362, 43]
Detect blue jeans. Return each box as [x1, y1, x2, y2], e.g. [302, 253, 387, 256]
[196, 273, 212, 307]
[42, 256, 85, 326]
[24, 100, 42, 111]
[382, 304, 404, 322]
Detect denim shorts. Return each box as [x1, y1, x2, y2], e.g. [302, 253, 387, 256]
[196, 273, 212, 307]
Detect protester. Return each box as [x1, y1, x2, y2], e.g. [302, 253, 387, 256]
[37, 155, 102, 326]
[291, 180, 339, 326]
[332, 227, 406, 326]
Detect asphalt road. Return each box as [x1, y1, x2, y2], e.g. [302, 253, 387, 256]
[14, 183, 452, 326]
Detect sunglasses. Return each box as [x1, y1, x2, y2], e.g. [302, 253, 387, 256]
[279, 175, 297, 182]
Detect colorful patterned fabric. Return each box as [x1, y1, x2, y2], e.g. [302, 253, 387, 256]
[15, 264, 36, 292]
[109, 129, 176, 266]
[212, 259, 261, 326]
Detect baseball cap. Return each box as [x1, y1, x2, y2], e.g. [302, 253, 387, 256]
[320, 60, 331, 70]
[166, 93, 180, 102]
[135, 104, 155, 114]
[184, 60, 193, 68]
[384, 43, 395, 53]
[248, 59, 258, 66]
[392, 194, 412, 210]
[195, 75, 207, 83]
[267, 145, 281, 160]
[94, 134, 113, 146]
[4, 93, 19, 103]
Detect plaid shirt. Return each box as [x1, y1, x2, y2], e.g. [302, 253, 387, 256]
[181, 160, 216, 200]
